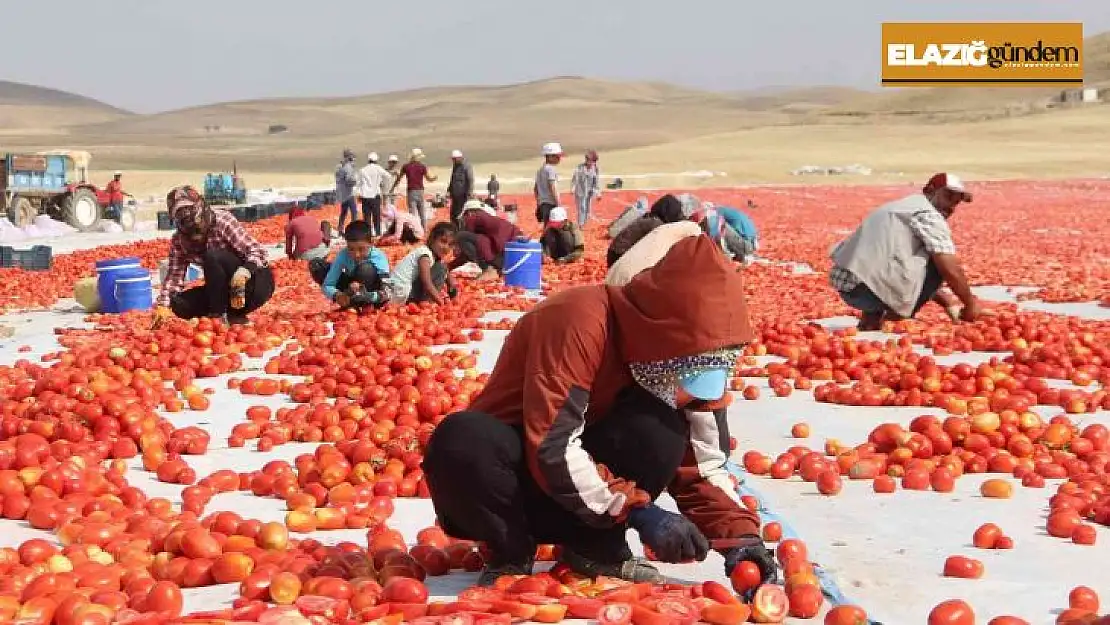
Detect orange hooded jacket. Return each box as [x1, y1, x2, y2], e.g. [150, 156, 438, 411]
[468, 235, 760, 540]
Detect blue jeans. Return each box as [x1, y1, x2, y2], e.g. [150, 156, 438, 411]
[574, 193, 594, 227]
[839, 261, 943, 319]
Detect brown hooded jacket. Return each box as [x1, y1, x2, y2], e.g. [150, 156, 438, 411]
[468, 235, 760, 539]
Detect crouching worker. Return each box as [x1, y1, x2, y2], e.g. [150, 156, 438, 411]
[451, 205, 522, 281]
[379, 203, 424, 245]
[310, 220, 391, 310]
[541, 207, 584, 264]
[285, 208, 330, 261]
[152, 186, 274, 328]
[830, 172, 980, 331]
[423, 236, 778, 589]
[692, 203, 758, 265]
[390, 222, 460, 305]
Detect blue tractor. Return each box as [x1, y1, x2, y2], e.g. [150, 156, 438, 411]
[1, 151, 109, 231]
[203, 165, 247, 206]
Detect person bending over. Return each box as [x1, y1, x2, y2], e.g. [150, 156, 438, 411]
[285, 208, 330, 261]
[830, 172, 980, 330]
[424, 236, 777, 590]
[310, 220, 391, 310]
[452, 207, 523, 281]
[152, 186, 274, 328]
[390, 222, 460, 306]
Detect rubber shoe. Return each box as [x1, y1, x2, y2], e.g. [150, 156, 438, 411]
[476, 560, 534, 587]
[559, 548, 664, 583]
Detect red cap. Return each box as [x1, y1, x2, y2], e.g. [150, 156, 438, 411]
[924, 173, 972, 202]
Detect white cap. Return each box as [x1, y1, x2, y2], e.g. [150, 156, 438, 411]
[541, 142, 563, 156]
[387, 154, 399, 162]
[114, 171, 122, 176]
[451, 149, 463, 159]
[547, 206, 569, 223]
[411, 147, 425, 160]
[368, 152, 379, 162]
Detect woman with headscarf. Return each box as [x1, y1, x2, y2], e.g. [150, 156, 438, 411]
[451, 202, 523, 281]
[605, 194, 687, 267]
[285, 207, 330, 261]
[152, 186, 274, 328]
[422, 236, 777, 589]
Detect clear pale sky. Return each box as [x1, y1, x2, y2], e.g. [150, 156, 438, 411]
[4, 0, 1106, 113]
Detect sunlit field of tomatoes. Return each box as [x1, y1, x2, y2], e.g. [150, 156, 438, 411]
[0, 179, 1106, 624]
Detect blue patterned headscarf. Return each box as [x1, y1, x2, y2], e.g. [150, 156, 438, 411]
[629, 347, 742, 408]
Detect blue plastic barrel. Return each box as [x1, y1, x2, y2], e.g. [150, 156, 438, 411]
[502, 240, 542, 291]
[95, 257, 142, 314]
[114, 270, 153, 313]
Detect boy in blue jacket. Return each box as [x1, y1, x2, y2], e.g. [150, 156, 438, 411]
[309, 220, 391, 309]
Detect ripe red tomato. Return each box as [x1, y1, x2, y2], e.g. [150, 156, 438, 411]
[928, 599, 975, 625]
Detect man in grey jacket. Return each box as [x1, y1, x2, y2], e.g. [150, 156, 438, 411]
[335, 149, 359, 232]
[448, 149, 475, 224]
[829, 172, 981, 331]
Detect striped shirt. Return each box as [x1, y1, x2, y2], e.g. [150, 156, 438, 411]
[571, 163, 600, 198]
[829, 207, 956, 292]
[158, 210, 269, 306]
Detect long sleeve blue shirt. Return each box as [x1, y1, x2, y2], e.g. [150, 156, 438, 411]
[321, 247, 391, 300]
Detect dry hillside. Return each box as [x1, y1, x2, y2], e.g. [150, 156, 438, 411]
[0, 81, 131, 132]
[0, 31, 1107, 174]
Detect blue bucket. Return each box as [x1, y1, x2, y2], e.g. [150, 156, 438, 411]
[114, 270, 153, 313]
[503, 240, 542, 291]
[95, 257, 142, 313]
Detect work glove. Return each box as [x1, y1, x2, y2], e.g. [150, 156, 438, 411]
[150, 306, 174, 330]
[447, 285, 458, 299]
[722, 536, 779, 596]
[229, 267, 251, 309]
[348, 290, 386, 309]
[627, 505, 710, 564]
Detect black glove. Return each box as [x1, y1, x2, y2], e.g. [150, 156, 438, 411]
[447, 285, 458, 299]
[627, 505, 710, 563]
[722, 536, 779, 597]
[348, 290, 385, 309]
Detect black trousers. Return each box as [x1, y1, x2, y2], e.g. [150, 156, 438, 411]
[407, 262, 448, 303]
[449, 194, 468, 224]
[361, 197, 383, 236]
[308, 257, 384, 308]
[454, 232, 488, 271]
[424, 385, 721, 566]
[170, 249, 275, 320]
[841, 260, 944, 319]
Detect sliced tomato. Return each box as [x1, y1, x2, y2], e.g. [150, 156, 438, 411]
[384, 602, 430, 621]
[515, 592, 561, 606]
[700, 581, 741, 606]
[358, 605, 391, 621]
[700, 602, 752, 625]
[445, 600, 494, 614]
[533, 603, 569, 623]
[750, 585, 788, 624]
[231, 601, 269, 621]
[295, 595, 349, 620]
[439, 613, 476, 625]
[559, 595, 606, 619]
[489, 599, 538, 620]
[651, 597, 699, 625]
[598, 587, 640, 603]
[258, 606, 305, 625]
[409, 617, 445, 625]
[598, 602, 634, 625]
[631, 602, 678, 625]
[427, 602, 453, 617]
[472, 612, 512, 625]
[459, 588, 505, 603]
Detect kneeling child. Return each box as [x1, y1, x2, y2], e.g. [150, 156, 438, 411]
[390, 222, 459, 305]
[310, 220, 391, 309]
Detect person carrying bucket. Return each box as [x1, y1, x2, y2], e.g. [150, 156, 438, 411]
[451, 205, 522, 281]
[540, 206, 584, 264]
[152, 186, 274, 328]
[422, 236, 778, 588]
[311, 220, 391, 310]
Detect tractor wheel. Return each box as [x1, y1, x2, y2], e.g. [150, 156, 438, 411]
[63, 188, 101, 232]
[8, 196, 37, 228]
